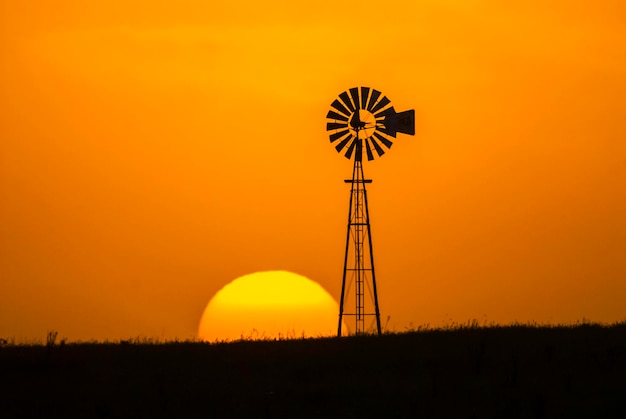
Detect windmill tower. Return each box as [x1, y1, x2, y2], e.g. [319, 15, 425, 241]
[326, 87, 415, 336]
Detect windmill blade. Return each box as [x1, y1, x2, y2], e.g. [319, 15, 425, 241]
[327, 122, 348, 131]
[360, 87, 370, 109]
[339, 92, 355, 113]
[376, 123, 397, 138]
[335, 134, 353, 152]
[345, 138, 358, 160]
[367, 89, 381, 111]
[365, 138, 375, 161]
[369, 136, 386, 157]
[349, 87, 360, 110]
[374, 106, 396, 119]
[370, 95, 391, 114]
[330, 129, 350, 143]
[326, 110, 349, 122]
[373, 132, 393, 149]
[331, 99, 350, 117]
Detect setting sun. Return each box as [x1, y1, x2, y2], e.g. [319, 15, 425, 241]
[198, 271, 341, 341]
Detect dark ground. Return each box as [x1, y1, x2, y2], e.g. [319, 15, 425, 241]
[1, 324, 625, 418]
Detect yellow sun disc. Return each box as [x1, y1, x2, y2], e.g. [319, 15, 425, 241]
[198, 271, 341, 341]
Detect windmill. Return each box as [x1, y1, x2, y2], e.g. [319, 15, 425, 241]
[326, 87, 415, 336]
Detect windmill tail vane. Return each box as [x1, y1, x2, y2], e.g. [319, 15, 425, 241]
[326, 86, 415, 336]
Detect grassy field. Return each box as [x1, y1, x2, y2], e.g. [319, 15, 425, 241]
[1, 323, 625, 418]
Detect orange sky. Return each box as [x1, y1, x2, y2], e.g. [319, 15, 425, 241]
[1, 0, 625, 341]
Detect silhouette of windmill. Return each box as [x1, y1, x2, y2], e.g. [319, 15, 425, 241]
[326, 87, 415, 336]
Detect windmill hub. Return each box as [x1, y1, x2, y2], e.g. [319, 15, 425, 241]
[349, 109, 376, 139]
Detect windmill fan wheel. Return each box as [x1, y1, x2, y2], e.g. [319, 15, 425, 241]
[326, 87, 415, 162]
